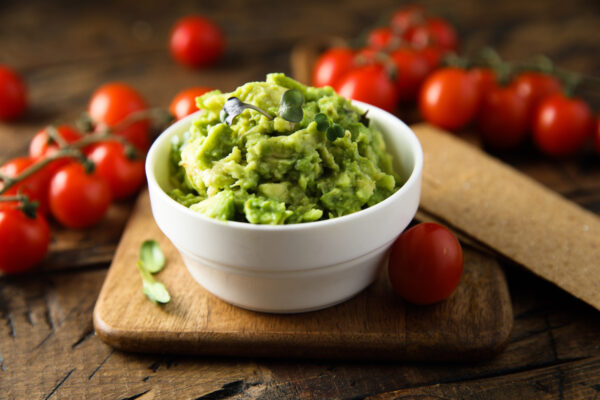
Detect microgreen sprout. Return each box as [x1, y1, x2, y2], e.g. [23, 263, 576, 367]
[220, 89, 305, 126]
[278, 89, 304, 123]
[220, 97, 274, 125]
[137, 239, 170, 304]
[314, 113, 345, 141]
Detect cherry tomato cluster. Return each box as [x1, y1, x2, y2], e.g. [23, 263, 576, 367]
[0, 13, 226, 275]
[312, 5, 458, 113]
[0, 83, 150, 274]
[419, 64, 598, 156]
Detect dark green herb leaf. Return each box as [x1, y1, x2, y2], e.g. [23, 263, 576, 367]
[278, 89, 304, 123]
[221, 97, 274, 125]
[326, 124, 345, 141]
[314, 113, 330, 131]
[140, 239, 165, 273]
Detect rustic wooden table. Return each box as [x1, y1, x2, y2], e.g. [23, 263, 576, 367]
[1, 0, 599, 399]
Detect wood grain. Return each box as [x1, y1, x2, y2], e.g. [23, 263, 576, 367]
[93, 189, 512, 361]
[1, 0, 600, 398]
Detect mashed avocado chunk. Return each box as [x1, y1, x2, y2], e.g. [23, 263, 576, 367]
[169, 73, 401, 224]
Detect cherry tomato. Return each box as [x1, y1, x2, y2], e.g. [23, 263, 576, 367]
[29, 125, 83, 178]
[469, 68, 497, 101]
[0, 204, 50, 274]
[595, 115, 600, 155]
[49, 163, 111, 229]
[88, 82, 149, 151]
[312, 47, 355, 88]
[367, 27, 395, 50]
[169, 15, 225, 68]
[0, 157, 54, 215]
[418, 67, 480, 131]
[388, 222, 463, 305]
[86, 141, 145, 200]
[533, 93, 593, 156]
[477, 83, 530, 150]
[29, 125, 82, 160]
[418, 45, 443, 74]
[512, 72, 562, 109]
[511, 72, 562, 124]
[390, 5, 426, 34]
[169, 87, 213, 120]
[405, 18, 458, 52]
[336, 64, 398, 113]
[390, 48, 430, 102]
[0, 65, 27, 121]
[354, 47, 378, 65]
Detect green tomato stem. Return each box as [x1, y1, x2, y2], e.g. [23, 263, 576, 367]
[46, 125, 70, 148]
[0, 194, 28, 203]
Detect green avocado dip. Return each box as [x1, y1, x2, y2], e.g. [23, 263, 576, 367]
[168, 73, 401, 224]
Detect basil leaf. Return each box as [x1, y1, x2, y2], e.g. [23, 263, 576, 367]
[140, 239, 165, 273]
[278, 89, 304, 123]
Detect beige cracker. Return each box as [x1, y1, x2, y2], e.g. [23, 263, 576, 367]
[413, 123, 600, 311]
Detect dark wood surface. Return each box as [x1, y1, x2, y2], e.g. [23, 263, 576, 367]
[1, 0, 599, 399]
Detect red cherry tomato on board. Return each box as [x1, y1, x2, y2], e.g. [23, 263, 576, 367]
[418, 67, 480, 131]
[169, 87, 213, 120]
[0, 157, 54, 215]
[170, 16, 225, 68]
[336, 64, 398, 113]
[477, 83, 530, 150]
[0, 65, 27, 121]
[86, 141, 145, 200]
[388, 222, 464, 305]
[532, 93, 593, 156]
[88, 82, 150, 151]
[312, 47, 355, 88]
[0, 204, 50, 274]
[390, 48, 430, 102]
[49, 163, 111, 229]
[390, 5, 426, 34]
[367, 27, 395, 50]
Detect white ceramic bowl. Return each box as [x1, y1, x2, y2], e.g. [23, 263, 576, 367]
[146, 101, 423, 313]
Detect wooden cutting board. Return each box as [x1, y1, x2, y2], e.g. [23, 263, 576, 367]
[93, 131, 513, 361]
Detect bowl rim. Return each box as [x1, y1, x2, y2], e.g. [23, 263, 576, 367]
[145, 100, 423, 232]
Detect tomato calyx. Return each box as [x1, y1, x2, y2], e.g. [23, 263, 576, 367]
[0, 193, 39, 218]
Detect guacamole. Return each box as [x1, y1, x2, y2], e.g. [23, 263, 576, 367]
[169, 73, 401, 224]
